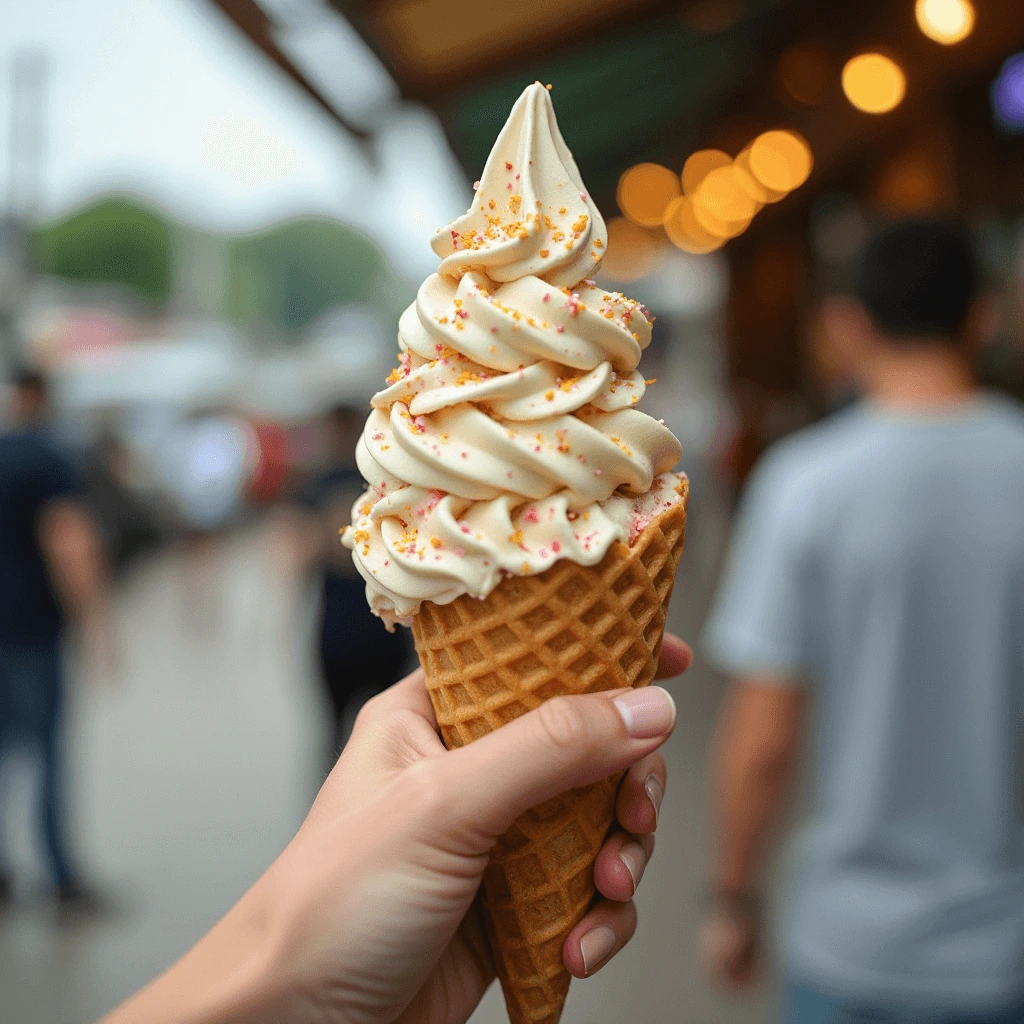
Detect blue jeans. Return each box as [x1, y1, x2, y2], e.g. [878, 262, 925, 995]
[0, 640, 74, 885]
[787, 985, 1024, 1024]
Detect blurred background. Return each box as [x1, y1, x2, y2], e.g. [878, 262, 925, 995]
[1, 0, 1023, 1020]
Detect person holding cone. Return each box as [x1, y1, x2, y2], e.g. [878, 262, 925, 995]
[102, 635, 691, 1024]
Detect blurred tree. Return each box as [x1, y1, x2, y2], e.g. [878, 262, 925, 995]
[33, 197, 173, 305]
[226, 218, 410, 339]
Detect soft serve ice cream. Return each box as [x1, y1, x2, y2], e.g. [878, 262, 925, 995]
[343, 83, 684, 628]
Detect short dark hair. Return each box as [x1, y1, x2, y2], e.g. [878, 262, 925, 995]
[12, 366, 47, 397]
[856, 219, 979, 343]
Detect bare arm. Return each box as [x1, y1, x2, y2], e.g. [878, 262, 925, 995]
[38, 500, 116, 675]
[38, 500, 109, 619]
[702, 678, 806, 989]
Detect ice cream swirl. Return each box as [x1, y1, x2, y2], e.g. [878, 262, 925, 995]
[343, 84, 683, 627]
[431, 82, 606, 288]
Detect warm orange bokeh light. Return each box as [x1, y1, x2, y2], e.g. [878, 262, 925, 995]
[842, 53, 906, 114]
[616, 163, 682, 227]
[663, 196, 725, 254]
[748, 130, 813, 192]
[915, 0, 975, 45]
[694, 166, 760, 225]
[734, 147, 788, 203]
[601, 216, 667, 280]
[681, 149, 732, 196]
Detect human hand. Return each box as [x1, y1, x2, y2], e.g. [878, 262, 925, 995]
[699, 890, 762, 992]
[103, 634, 691, 1024]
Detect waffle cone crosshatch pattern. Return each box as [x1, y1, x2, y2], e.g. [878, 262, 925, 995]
[412, 478, 687, 1023]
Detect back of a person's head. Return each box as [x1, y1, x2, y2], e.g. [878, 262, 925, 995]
[856, 219, 979, 345]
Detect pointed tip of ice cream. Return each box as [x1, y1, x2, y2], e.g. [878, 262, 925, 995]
[432, 82, 606, 289]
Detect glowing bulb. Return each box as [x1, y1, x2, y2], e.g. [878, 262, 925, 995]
[616, 164, 682, 228]
[915, 0, 974, 45]
[681, 150, 733, 196]
[663, 197, 726, 254]
[748, 130, 813, 192]
[842, 53, 906, 114]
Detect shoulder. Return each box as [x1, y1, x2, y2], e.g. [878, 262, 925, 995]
[745, 407, 870, 505]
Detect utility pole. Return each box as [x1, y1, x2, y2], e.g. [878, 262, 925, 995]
[1, 49, 49, 374]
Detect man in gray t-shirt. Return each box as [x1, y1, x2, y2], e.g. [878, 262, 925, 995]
[701, 221, 1024, 1023]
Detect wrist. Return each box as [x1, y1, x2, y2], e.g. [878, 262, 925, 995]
[103, 880, 296, 1024]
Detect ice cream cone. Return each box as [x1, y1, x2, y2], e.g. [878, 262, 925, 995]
[412, 478, 688, 1024]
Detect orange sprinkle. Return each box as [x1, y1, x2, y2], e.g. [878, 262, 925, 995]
[545, 390, 555, 401]
[539, 248, 549, 258]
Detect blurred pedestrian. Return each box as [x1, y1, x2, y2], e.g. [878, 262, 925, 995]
[0, 369, 114, 911]
[701, 220, 1024, 1022]
[290, 406, 412, 763]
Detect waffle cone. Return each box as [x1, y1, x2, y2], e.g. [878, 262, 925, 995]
[411, 478, 688, 1024]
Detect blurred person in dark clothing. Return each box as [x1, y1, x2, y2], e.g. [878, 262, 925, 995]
[0, 369, 114, 911]
[701, 221, 1024, 1022]
[291, 406, 412, 761]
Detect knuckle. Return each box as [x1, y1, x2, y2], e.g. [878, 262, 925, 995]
[400, 758, 448, 817]
[536, 696, 589, 752]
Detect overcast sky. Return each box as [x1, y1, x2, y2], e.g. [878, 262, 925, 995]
[0, 0, 470, 279]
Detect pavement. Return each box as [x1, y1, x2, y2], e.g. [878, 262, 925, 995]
[0, 498, 778, 1024]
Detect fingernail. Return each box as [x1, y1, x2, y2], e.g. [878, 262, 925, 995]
[645, 774, 664, 828]
[580, 924, 616, 974]
[613, 686, 676, 739]
[619, 841, 646, 893]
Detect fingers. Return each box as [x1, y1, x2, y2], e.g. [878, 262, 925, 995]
[594, 830, 654, 902]
[361, 667, 437, 725]
[440, 686, 677, 839]
[562, 899, 638, 978]
[655, 633, 692, 679]
[615, 752, 666, 835]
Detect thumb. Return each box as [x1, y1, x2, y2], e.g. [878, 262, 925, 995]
[438, 686, 676, 839]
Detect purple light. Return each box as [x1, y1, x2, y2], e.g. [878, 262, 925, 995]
[993, 52, 1024, 130]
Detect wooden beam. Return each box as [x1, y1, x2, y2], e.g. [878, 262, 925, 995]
[209, 0, 373, 145]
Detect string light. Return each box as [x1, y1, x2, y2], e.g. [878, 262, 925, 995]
[616, 163, 682, 227]
[842, 53, 906, 114]
[663, 196, 726, 254]
[682, 149, 732, 196]
[915, 0, 975, 45]
[748, 131, 813, 192]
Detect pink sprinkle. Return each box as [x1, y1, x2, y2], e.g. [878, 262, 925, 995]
[577, 454, 587, 463]
[542, 293, 550, 302]
[534, 444, 542, 452]
[371, 432, 384, 441]
[454, 547, 465, 558]
[473, 180, 481, 189]
[460, 451, 468, 459]
[551, 540, 561, 553]
[580, 192, 587, 201]
[455, 309, 469, 319]
[555, 325, 565, 333]
[524, 507, 540, 524]
[506, 469, 513, 478]
[450, 229, 459, 249]
[491, 325, 499, 334]
[594, 469, 602, 476]
[540, 548, 549, 558]
[507, 183, 513, 190]
[384, 559, 389, 566]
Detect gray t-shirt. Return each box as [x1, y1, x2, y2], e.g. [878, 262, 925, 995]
[703, 394, 1024, 1008]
